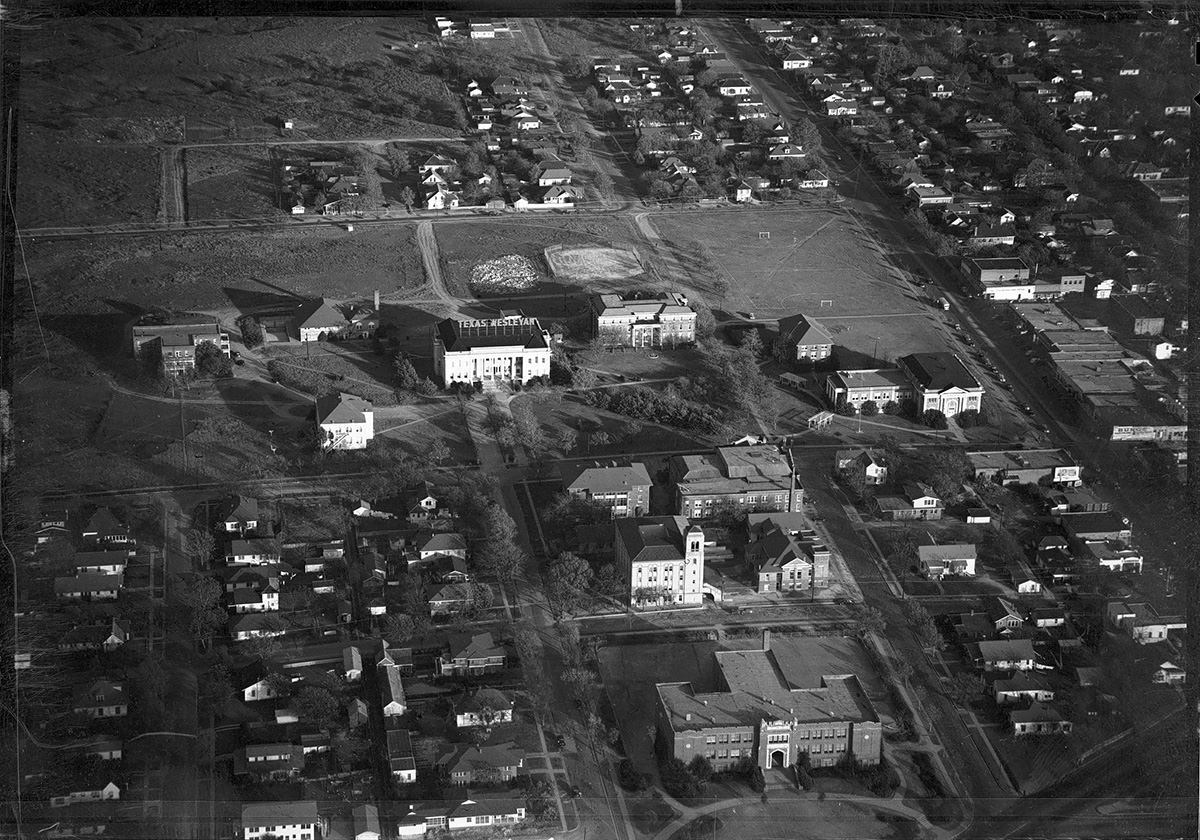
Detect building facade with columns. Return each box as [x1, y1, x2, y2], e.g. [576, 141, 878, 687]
[433, 313, 551, 387]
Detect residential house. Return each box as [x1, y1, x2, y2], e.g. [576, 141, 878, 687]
[343, 645, 364, 682]
[58, 618, 130, 654]
[234, 744, 305, 780]
[428, 582, 477, 618]
[81, 508, 131, 547]
[229, 613, 287, 642]
[615, 516, 706, 607]
[55, 573, 121, 602]
[440, 742, 526, 785]
[226, 538, 280, 566]
[353, 805, 382, 840]
[411, 531, 468, 564]
[396, 799, 527, 835]
[1010, 702, 1072, 736]
[438, 632, 506, 677]
[776, 313, 834, 363]
[316, 392, 375, 451]
[1029, 606, 1067, 628]
[420, 154, 456, 178]
[453, 688, 516, 728]
[36, 509, 70, 545]
[987, 597, 1027, 632]
[237, 662, 280, 703]
[873, 482, 944, 521]
[229, 584, 279, 614]
[834, 448, 887, 486]
[293, 298, 349, 342]
[535, 163, 573, 187]
[222, 495, 260, 535]
[1153, 661, 1186, 685]
[49, 781, 121, 809]
[241, 801, 320, 840]
[81, 737, 123, 762]
[918, 544, 977, 580]
[560, 461, 653, 518]
[1009, 565, 1042, 594]
[954, 612, 997, 643]
[379, 663, 407, 716]
[425, 185, 462, 210]
[973, 639, 1037, 672]
[387, 729, 417, 782]
[767, 143, 805, 160]
[73, 679, 128, 718]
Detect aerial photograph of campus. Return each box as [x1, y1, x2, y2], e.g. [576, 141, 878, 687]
[0, 7, 1195, 840]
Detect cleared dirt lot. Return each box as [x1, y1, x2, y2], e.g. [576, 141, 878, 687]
[435, 216, 650, 298]
[185, 146, 284, 220]
[14, 138, 160, 227]
[22, 226, 425, 317]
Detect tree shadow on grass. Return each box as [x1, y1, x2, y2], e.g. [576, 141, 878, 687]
[223, 285, 304, 316]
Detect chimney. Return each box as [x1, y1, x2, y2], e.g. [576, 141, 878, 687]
[374, 289, 380, 311]
[762, 629, 771, 651]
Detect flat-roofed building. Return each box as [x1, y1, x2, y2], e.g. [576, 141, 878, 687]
[669, 446, 802, 519]
[825, 369, 913, 407]
[433, 313, 551, 386]
[656, 633, 881, 772]
[967, 449, 1081, 485]
[131, 318, 231, 374]
[591, 292, 697, 348]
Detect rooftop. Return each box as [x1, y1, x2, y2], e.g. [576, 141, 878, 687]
[899, 352, 981, 392]
[615, 516, 695, 564]
[436, 315, 549, 352]
[316, 392, 373, 425]
[561, 461, 653, 494]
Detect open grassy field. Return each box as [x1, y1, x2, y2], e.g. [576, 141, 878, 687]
[22, 226, 425, 317]
[14, 137, 160, 227]
[650, 209, 940, 360]
[185, 146, 283, 220]
[434, 216, 650, 298]
[538, 19, 647, 59]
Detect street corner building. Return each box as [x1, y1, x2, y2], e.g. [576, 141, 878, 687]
[432, 311, 551, 387]
[656, 633, 881, 772]
[614, 516, 706, 607]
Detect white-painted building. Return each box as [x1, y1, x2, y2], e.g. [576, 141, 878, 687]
[615, 516, 705, 607]
[242, 801, 320, 840]
[433, 313, 551, 387]
[316, 392, 375, 450]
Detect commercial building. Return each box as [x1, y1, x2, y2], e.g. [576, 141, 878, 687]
[669, 446, 802, 519]
[316, 392, 375, 450]
[967, 449, 1081, 485]
[1106, 601, 1187, 644]
[615, 516, 705, 607]
[560, 461, 653, 517]
[131, 318, 231, 374]
[433, 313, 551, 387]
[897, 352, 984, 416]
[656, 633, 881, 772]
[963, 256, 1033, 300]
[591, 292, 697, 348]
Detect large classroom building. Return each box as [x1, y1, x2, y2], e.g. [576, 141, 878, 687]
[656, 632, 882, 772]
[433, 312, 552, 387]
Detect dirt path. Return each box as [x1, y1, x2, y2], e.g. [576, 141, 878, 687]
[415, 220, 459, 310]
[159, 146, 185, 225]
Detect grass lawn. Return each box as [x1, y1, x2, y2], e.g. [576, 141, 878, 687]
[14, 137, 160, 227]
[376, 402, 478, 465]
[701, 797, 912, 840]
[434, 216, 648, 298]
[519, 392, 710, 458]
[626, 794, 679, 837]
[649, 209, 927, 321]
[265, 344, 399, 404]
[185, 146, 285, 220]
[23, 226, 425, 316]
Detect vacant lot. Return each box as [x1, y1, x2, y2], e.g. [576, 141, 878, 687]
[650, 209, 939, 359]
[20, 18, 461, 141]
[265, 344, 399, 405]
[185, 146, 283, 220]
[15, 137, 159, 227]
[435, 216, 649, 298]
[22, 226, 425, 317]
[539, 19, 647, 59]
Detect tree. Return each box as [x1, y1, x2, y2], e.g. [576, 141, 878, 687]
[399, 186, 416, 210]
[545, 551, 595, 617]
[385, 613, 416, 642]
[478, 506, 526, 583]
[175, 576, 226, 651]
[385, 144, 410, 178]
[853, 604, 887, 638]
[393, 352, 420, 391]
[184, 528, 216, 569]
[881, 400, 901, 415]
[888, 529, 919, 576]
[194, 341, 232, 377]
[554, 428, 578, 455]
[859, 400, 879, 417]
[294, 685, 339, 727]
[944, 673, 982, 707]
[660, 758, 703, 799]
[688, 755, 714, 784]
[920, 409, 948, 429]
[237, 315, 264, 349]
[618, 758, 649, 791]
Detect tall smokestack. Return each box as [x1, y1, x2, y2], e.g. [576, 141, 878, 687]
[374, 289, 380, 311]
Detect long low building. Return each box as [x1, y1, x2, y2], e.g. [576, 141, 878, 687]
[657, 633, 881, 772]
[825, 368, 912, 406]
[967, 449, 1081, 485]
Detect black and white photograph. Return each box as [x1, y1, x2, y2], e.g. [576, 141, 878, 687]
[0, 5, 1195, 840]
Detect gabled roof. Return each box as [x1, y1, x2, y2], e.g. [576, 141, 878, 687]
[417, 531, 468, 553]
[446, 631, 504, 661]
[777, 313, 834, 347]
[1009, 701, 1063, 723]
[242, 801, 319, 828]
[995, 671, 1052, 693]
[977, 638, 1037, 661]
[74, 679, 126, 708]
[455, 687, 515, 715]
[918, 544, 977, 564]
[84, 507, 124, 535]
[750, 527, 814, 574]
[224, 495, 259, 525]
[440, 741, 525, 774]
[614, 516, 695, 565]
[316, 392, 373, 425]
[561, 462, 653, 494]
[293, 297, 347, 330]
[55, 573, 122, 595]
[380, 663, 406, 708]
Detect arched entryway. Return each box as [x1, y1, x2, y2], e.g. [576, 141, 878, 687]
[770, 750, 786, 769]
